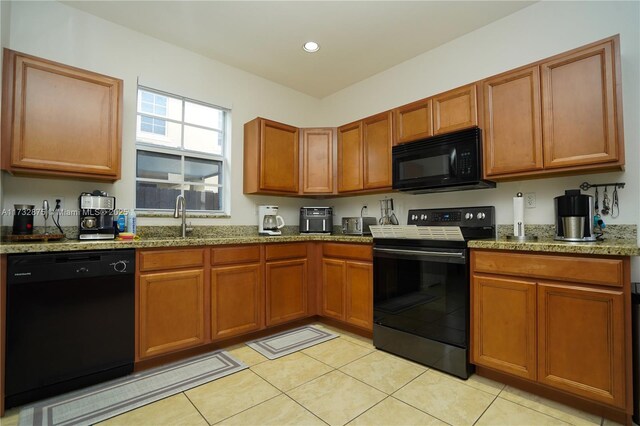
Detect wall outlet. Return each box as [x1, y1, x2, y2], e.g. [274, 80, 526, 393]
[525, 192, 536, 208]
[54, 196, 65, 212]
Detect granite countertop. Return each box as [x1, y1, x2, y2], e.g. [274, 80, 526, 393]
[468, 237, 640, 256]
[0, 234, 374, 254]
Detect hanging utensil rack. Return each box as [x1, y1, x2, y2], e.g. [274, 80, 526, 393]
[579, 181, 625, 190]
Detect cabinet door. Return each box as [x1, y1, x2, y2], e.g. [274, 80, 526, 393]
[541, 40, 621, 169]
[538, 282, 625, 408]
[345, 261, 373, 330]
[472, 275, 537, 380]
[260, 119, 299, 192]
[483, 67, 543, 176]
[394, 98, 432, 144]
[433, 84, 478, 135]
[322, 258, 345, 320]
[139, 269, 205, 359]
[363, 112, 392, 190]
[302, 128, 334, 194]
[337, 121, 363, 192]
[211, 263, 263, 340]
[2, 50, 122, 180]
[265, 259, 308, 326]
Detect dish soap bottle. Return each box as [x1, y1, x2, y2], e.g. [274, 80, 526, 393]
[127, 210, 137, 234]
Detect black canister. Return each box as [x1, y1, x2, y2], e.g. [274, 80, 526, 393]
[12, 204, 35, 235]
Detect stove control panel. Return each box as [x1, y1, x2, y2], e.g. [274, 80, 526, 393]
[407, 206, 495, 228]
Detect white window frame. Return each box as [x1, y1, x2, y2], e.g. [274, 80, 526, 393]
[135, 86, 229, 214]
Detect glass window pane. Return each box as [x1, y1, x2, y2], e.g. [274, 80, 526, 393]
[185, 185, 221, 211]
[137, 89, 182, 120]
[184, 125, 222, 155]
[185, 102, 223, 129]
[136, 150, 181, 180]
[137, 115, 182, 148]
[184, 156, 222, 184]
[136, 182, 183, 210]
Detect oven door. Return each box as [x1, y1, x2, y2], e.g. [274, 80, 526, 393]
[373, 245, 469, 349]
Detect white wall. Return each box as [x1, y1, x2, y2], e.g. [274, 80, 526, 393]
[319, 1, 639, 228]
[0, 0, 321, 228]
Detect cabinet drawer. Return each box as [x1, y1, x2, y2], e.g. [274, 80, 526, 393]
[211, 245, 261, 266]
[473, 250, 623, 287]
[323, 243, 372, 261]
[139, 249, 205, 272]
[265, 243, 307, 261]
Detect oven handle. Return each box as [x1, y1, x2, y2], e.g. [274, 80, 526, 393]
[373, 247, 466, 261]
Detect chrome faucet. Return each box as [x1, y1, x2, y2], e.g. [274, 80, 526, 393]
[173, 194, 192, 237]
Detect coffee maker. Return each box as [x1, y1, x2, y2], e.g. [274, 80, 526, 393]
[258, 205, 285, 236]
[554, 189, 597, 242]
[78, 190, 116, 240]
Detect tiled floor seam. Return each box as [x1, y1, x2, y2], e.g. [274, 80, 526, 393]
[345, 394, 394, 425]
[209, 392, 283, 425]
[283, 393, 331, 426]
[494, 394, 602, 426]
[249, 355, 337, 393]
[281, 366, 338, 394]
[182, 390, 218, 426]
[301, 337, 375, 369]
[386, 368, 458, 425]
[471, 392, 501, 425]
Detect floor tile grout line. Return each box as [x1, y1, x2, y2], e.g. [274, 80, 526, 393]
[471, 391, 501, 426]
[494, 394, 598, 426]
[281, 393, 331, 426]
[182, 390, 216, 426]
[248, 358, 332, 394]
[210, 392, 284, 425]
[385, 394, 454, 426]
[343, 394, 392, 425]
[283, 366, 339, 394]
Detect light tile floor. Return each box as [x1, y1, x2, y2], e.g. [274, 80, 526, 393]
[0, 323, 630, 426]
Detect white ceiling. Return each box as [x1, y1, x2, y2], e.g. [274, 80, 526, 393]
[61, 1, 535, 99]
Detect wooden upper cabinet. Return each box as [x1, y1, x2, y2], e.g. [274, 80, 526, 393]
[394, 98, 432, 144]
[363, 111, 393, 190]
[337, 121, 363, 192]
[483, 67, 543, 176]
[302, 128, 334, 194]
[1, 49, 122, 181]
[537, 282, 625, 408]
[472, 274, 537, 380]
[244, 117, 299, 194]
[541, 38, 622, 169]
[433, 84, 478, 135]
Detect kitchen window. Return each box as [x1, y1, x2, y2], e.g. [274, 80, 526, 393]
[135, 87, 228, 213]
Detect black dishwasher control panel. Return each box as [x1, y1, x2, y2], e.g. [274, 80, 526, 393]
[8, 249, 135, 284]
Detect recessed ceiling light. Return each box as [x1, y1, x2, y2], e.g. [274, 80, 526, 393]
[303, 41, 320, 53]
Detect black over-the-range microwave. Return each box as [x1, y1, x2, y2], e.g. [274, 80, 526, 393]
[392, 127, 496, 193]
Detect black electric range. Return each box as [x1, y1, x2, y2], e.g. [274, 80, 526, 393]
[372, 206, 495, 379]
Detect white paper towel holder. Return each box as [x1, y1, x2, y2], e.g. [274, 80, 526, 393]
[506, 193, 538, 241]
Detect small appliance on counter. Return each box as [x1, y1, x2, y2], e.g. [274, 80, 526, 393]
[554, 189, 597, 242]
[300, 207, 333, 234]
[12, 204, 35, 235]
[78, 190, 116, 240]
[259, 205, 285, 236]
[342, 217, 377, 235]
[379, 198, 399, 225]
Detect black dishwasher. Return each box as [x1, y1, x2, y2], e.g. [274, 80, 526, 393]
[5, 249, 135, 408]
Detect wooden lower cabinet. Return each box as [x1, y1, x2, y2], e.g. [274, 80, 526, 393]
[345, 261, 373, 329]
[538, 282, 625, 408]
[211, 263, 263, 340]
[321, 244, 373, 331]
[472, 274, 536, 380]
[139, 269, 206, 359]
[471, 249, 631, 414]
[265, 258, 308, 326]
[322, 259, 345, 320]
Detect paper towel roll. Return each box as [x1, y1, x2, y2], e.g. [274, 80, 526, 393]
[513, 196, 525, 236]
